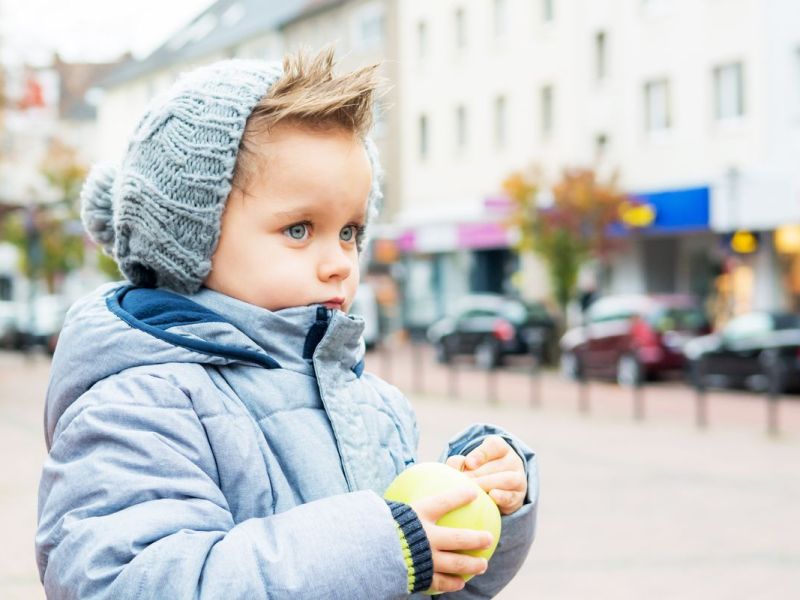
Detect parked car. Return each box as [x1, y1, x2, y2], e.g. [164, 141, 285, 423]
[427, 294, 556, 369]
[0, 298, 16, 349]
[349, 282, 379, 349]
[560, 294, 710, 385]
[684, 311, 800, 392]
[2, 294, 69, 353]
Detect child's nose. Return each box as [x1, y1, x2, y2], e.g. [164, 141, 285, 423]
[317, 244, 353, 282]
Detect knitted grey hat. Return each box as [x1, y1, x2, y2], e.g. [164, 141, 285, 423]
[81, 59, 382, 294]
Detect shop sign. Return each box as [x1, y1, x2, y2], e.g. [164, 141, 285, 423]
[730, 230, 758, 254]
[774, 224, 800, 254]
[620, 202, 656, 228]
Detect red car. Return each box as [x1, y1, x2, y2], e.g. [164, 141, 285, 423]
[559, 294, 710, 385]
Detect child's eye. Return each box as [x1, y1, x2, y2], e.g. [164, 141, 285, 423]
[340, 225, 357, 242]
[285, 223, 309, 240]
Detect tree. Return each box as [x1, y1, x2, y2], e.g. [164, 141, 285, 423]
[0, 139, 88, 292]
[503, 166, 633, 318]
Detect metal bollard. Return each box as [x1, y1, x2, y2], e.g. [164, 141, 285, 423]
[380, 337, 392, 384]
[412, 340, 424, 394]
[693, 361, 707, 429]
[578, 370, 590, 414]
[695, 388, 707, 429]
[633, 376, 645, 421]
[447, 361, 458, 399]
[529, 355, 541, 408]
[766, 367, 782, 437]
[486, 364, 498, 405]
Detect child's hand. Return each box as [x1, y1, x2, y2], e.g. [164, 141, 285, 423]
[410, 487, 494, 594]
[446, 435, 527, 515]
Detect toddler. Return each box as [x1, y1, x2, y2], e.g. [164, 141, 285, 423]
[35, 49, 538, 598]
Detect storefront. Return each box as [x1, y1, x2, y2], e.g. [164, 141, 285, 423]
[708, 167, 800, 322]
[386, 198, 520, 333]
[606, 185, 717, 302]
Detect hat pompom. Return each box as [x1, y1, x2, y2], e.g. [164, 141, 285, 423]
[80, 163, 118, 255]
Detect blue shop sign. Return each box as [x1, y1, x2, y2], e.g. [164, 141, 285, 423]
[611, 185, 710, 235]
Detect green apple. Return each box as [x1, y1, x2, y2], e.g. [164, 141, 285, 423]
[383, 461, 501, 585]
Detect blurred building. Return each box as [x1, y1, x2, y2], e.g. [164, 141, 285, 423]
[93, 0, 400, 219]
[93, 0, 305, 161]
[280, 0, 400, 218]
[0, 65, 61, 207]
[0, 57, 119, 301]
[88, 0, 800, 329]
[393, 0, 800, 328]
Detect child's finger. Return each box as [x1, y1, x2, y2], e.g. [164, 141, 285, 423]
[472, 470, 527, 494]
[431, 549, 488, 576]
[429, 525, 493, 552]
[464, 436, 509, 470]
[429, 572, 466, 594]
[489, 489, 523, 514]
[466, 449, 525, 478]
[445, 455, 467, 471]
[413, 486, 477, 521]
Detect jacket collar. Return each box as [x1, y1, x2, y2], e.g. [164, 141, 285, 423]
[109, 285, 366, 376]
[190, 286, 366, 375]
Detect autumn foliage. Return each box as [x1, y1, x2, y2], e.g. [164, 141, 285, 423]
[503, 167, 631, 314]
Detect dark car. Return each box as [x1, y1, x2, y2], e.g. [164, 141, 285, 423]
[684, 311, 800, 392]
[560, 294, 710, 385]
[426, 294, 556, 369]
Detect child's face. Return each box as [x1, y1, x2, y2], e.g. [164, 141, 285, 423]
[204, 125, 372, 313]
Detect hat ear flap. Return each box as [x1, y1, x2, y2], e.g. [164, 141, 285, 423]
[80, 163, 118, 256]
[359, 137, 383, 252]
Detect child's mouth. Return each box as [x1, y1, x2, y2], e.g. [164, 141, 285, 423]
[322, 298, 345, 310]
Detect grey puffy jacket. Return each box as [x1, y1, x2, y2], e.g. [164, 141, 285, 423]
[36, 283, 538, 598]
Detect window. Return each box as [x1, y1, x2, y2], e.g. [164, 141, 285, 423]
[795, 48, 800, 115]
[221, 3, 245, 27]
[419, 114, 429, 160]
[417, 20, 428, 60]
[644, 79, 671, 132]
[352, 2, 384, 50]
[641, 0, 670, 16]
[647, 307, 709, 333]
[454, 7, 466, 51]
[0, 275, 12, 301]
[372, 102, 386, 138]
[541, 85, 554, 137]
[493, 0, 507, 38]
[588, 296, 651, 324]
[543, 0, 555, 22]
[595, 31, 607, 81]
[494, 96, 507, 147]
[455, 105, 467, 150]
[722, 312, 772, 343]
[595, 132, 609, 156]
[714, 62, 745, 120]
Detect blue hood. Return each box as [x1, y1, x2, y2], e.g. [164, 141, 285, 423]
[44, 282, 365, 448]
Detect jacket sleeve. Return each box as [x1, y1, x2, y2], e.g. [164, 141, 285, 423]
[417, 423, 539, 599]
[36, 371, 411, 600]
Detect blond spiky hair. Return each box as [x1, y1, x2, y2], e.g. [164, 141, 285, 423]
[233, 47, 380, 188]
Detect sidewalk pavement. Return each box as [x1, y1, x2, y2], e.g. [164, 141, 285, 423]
[413, 392, 800, 599]
[2, 351, 799, 599]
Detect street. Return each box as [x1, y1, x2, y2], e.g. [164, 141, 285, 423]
[2, 348, 799, 599]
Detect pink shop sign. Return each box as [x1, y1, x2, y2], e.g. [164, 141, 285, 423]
[397, 222, 510, 253]
[457, 222, 511, 249]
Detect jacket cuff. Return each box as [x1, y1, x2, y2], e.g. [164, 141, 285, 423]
[386, 500, 433, 593]
[441, 423, 539, 508]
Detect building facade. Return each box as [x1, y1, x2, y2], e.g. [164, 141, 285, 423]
[86, 0, 800, 329]
[393, 0, 800, 328]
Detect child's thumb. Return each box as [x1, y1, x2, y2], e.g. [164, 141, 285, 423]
[445, 455, 467, 471]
